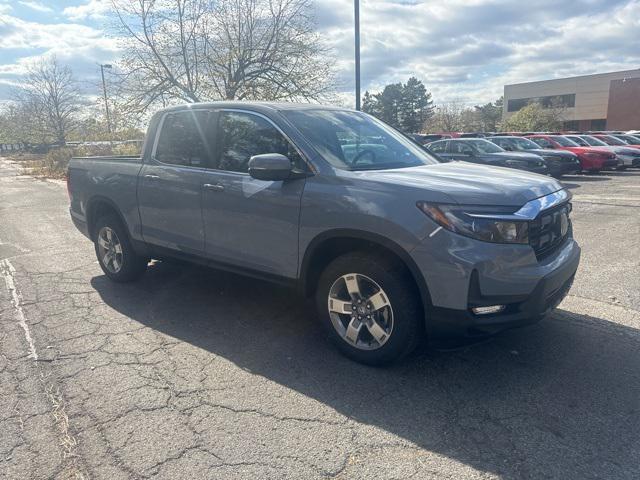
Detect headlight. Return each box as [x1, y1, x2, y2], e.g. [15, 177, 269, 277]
[417, 202, 529, 244]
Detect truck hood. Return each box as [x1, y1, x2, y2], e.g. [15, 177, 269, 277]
[352, 161, 563, 207]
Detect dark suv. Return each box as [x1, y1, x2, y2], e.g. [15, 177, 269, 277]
[426, 138, 548, 174]
[488, 136, 581, 177]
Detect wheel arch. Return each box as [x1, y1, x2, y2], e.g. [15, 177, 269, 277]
[300, 229, 432, 313]
[85, 196, 130, 241]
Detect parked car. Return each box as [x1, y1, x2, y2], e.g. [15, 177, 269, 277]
[564, 135, 640, 169]
[68, 102, 580, 365]
[410, 133, 452, 145]
[526, 135, 617, 172]
[458, 132, 493, 138]
[425, 138, 548, 174]
[488, 136, 581, 177]
[609, 134, 640, 148]
[591, 134, 640, 151]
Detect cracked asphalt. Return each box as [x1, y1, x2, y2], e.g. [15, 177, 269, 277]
[1, 157, 639, 479]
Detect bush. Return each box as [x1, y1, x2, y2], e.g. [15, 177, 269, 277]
[32, 147, 74, 178]
[29, 142, 142, 179]
[112, 143, 142, 156]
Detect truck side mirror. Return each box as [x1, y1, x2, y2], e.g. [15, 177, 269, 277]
[248, 153, 292, 181]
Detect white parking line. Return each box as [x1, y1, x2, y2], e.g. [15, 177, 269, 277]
[0, 259, 38, 360]
[572, 194, 640, 202]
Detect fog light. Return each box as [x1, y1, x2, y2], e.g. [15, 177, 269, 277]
[472, 305, 505, 315]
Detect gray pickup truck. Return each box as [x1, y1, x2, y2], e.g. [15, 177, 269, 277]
[68, 102, 580, 365]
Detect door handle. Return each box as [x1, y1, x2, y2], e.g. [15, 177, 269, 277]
[144, 174, 160, 180]
[203, 183, 225, 192]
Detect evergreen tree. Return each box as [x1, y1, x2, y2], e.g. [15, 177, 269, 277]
[473, 96, 503, 132]
[361, 78, 434, 132]
[399, 77, 434, 133]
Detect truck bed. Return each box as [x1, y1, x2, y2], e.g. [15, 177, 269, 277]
[71, 155, 142, 163]
[68, 155, 145, 239]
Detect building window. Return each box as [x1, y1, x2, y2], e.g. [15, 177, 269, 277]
[507, 94, 576, 112]
[507, 98, 529, 112]
[590, 119, 607, 130]
[562, 120, 579, 131]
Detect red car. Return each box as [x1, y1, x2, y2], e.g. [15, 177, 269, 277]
[592, 134, 640, 151]
[526, 135, 617, 172]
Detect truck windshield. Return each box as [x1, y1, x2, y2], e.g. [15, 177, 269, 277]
[282, 109, 440, 171]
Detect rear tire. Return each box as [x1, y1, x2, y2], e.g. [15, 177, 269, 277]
[94, 214, 148, 282]
[315, 252, 423, 366]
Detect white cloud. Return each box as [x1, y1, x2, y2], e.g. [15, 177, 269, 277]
[63, 0, 109, 21]
[0, 13, 119, 55]
[17, 1, 52, 13]
[318, 0, 640, 105]
[0, 12, 121, 100]
[2, 0, 640, 105]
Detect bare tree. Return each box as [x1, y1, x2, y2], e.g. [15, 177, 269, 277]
[425, 102, 472, 133]
[111, 0, 208, 111]
[111, 0, 334, 114]
[13, 57, 80, 144]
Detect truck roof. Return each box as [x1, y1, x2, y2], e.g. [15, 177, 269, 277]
[156, 101, 352, 115]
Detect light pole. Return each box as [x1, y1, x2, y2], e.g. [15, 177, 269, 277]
[354, 0, 361, 110]
[100, 64, 113, 135]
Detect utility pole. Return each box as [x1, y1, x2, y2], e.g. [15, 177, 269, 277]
[100, 64, 113, 135]
[354, 0, 361, 111]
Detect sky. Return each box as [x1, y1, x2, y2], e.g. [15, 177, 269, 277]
[1, 0, 639, 107]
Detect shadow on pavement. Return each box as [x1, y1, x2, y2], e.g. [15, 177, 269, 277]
[91, 261, 640, 479]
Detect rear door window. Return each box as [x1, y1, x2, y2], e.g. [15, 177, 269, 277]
[155, 111, 212, 167]
[216, 111, 305, 173]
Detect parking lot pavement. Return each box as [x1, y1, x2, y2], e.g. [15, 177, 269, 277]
[1, 158, 639, 480]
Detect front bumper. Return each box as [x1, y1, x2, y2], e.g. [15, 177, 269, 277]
[410, 225, 581, 337]
[617, 155, 640, 167]
[429, 251, 578, 337]
[603, 158, 620, 170]
[580, 156, 617, 171]
[546, 159, 581, 176]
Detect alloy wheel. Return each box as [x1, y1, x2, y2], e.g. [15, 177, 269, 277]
[97, 226, 123, 274]
[327, 273, 394, 350]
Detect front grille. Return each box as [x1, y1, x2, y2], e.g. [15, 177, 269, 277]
[529, 203, 571, 260]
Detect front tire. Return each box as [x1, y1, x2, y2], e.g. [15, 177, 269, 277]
[315, 252, 423, 366]
[94, 214, 148, 282]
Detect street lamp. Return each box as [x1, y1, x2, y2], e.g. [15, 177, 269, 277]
[100, 64, 113, 135]
[354, 0, 361, 111]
